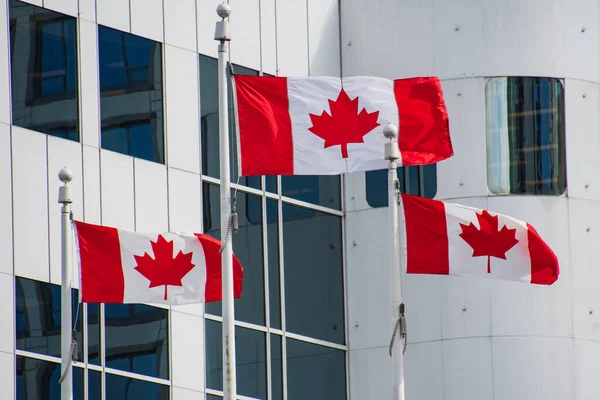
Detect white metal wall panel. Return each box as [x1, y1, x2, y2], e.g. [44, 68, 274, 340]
[170, 311, 205, 391]
[0, 272, 14, 354]
[12, 127, 49, 282]
[44, 0, 78, 17]
[96, 0, 130, 33]
[307, 0, 340, 76]
[130, 0, 164, 42]
[0, 351, 14, 400]
[100, 150, 135, 230]
[82, 145, 101, 224]
[575, 340, 600, 400]
[172, 387, 205, 400]
[78, 0, 96, 22]
[404, 341, 443, 400]
[164, 0, 197, 52]
[196, 0, 218, 58]
[134, 159, 168, 233]
[79, 19, 101, 148]
[259, 0, 277, 75]
[0, 0, 11, 125]
[442, 338, 494, 400]
[229, 0, 261, 70]
[563, 0, 600, 82]
[0, 124, 12, 276]
[165, 45, 201, 174]
[167, 168, 202, 233]
[275, 0, 308, 76]
[348, 347, 392, 400]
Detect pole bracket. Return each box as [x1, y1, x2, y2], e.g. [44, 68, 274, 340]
[389, 303, 408, 356]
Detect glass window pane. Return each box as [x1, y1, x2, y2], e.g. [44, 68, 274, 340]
[365, 164, 437, 208]
[9, 0, 79, 141]
[205, 320, 267, 399]
[271, 334, 283, 400]
[104, 304, 169, 380]
[98, 25, 164, 164]
[203, 183, 266, 326]
[485, 77, 566, 195]
[286, 339, 346, 400]
[16, 357, 85, 400]
[281, 175, 341, 210]
[267, 199, 281, 329]
[105, 373, 170, 399]
[87, 303, 100, 365]
[199, 55, 260, 190]
[282, 206, 344, 344]
[88, 369, 102, 400]
[15, 277, 82, 360]
[206, 396, 221, 400]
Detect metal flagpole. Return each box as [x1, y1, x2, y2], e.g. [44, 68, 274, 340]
[383, 124, 406, 400]
[214, 3, 237, 399]
[58, 167, 74, 400]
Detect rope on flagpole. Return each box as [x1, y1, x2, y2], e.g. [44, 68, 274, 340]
[219, 62, 240, 254]
[389, 303, 407, 356]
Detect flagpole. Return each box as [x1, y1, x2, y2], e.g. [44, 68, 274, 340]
[214, 3, 237, 400]
[383, 124, 406, 400]
[58, 167, 73, 400]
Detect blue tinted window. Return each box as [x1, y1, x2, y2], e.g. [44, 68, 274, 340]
[98, 25, 164, 164]
[105, 373, 169, 400]
[366, 164, 437, 207]
[485, 77, 566, 195]
[104, 304, 169, 380]
[16, 357, 86, 400]
[15, 277, 82, 360]
[9, 0, 79, 140]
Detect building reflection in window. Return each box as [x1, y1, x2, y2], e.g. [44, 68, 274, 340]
[203, 183, 266, 326]
[9, 0, 79, 141]
[366, 164, 437, 208]
[282, 205, 345, 345]
[104, 304, 169, 380]
[486, 77, 566, 195]
[205, 320, 267, 399]
[105, 373, 169, 400]
[15, 277, 82, 360]
[98, 26, 164, 163]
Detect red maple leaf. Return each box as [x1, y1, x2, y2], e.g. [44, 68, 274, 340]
[308, 89, 380, 158]
[458, 210, 519, 274]
[134, 235, 195, 300]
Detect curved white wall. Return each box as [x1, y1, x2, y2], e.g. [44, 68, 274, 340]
[342, 1, 600, 399]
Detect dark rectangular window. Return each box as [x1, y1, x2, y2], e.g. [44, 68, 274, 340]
[15, 276, 82, 360]
[16, 358, 87, 400]
[98, 25, 164, 163]
[9, 0, 79, 141]
[366, 164, 437, 208]
[105, 373, 170, 399]
[486, 77, 566, 195]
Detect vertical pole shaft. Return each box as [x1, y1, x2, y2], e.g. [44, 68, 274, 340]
[388, 161, 405, 400]
[59, 168, 73, 400]
[218, 40, 237, 400]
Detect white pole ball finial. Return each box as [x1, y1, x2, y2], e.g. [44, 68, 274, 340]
[58, 168, 73, 184]
[217, 3, 232, 18]
[383, 123, 399, 140]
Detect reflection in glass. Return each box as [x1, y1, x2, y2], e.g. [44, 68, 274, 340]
[271, 334, 283, 400]
[203, 183, 266, 326]
[88, 370, 102, 400]
[366, 164, 437, 208]
[485, 77, 566, 195]
[16, 357, 85, 400]
[104, 304, 169, 380]
[205, 321, 267, 399]
[15, 277, 82, 360]
[98, 26, 164, 163]
[281, 175, 341, 210]
[199, 55, 260, 189]
[87, 303, 100, 365]
[282, 205, 345, 344]
[286, 339, 346, 400]
[9, 0, 79, 140]
[267, 200, 281, 329]
[105, 372, 170, 400]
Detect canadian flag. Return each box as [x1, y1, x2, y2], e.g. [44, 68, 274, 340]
[74, 221, 243, 304]
[400, 194, 559, 285]
[233, 75, 453, 176]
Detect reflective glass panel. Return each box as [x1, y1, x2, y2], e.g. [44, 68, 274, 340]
[87, 303, 100, 365]
[271, 334, 283, 400]
[15, 277, 82, 360]
[365, 164, 437, 208]
[104, 304, 169, 379]
[98, 25, 164, 163]
[205, 320, 267, 399]
[105, 373, 170, 400]
[16, 357, 85, 400]
[281, 175, 341, 210]
[199, 55, 260, 190]
[9, 0, 79, 140]
[203, 183, 266, 326]
[286, 339, 346, 400]
[485, 77, 566, 195]
[282, 205, 344, 344]
[267, 199, 281, 329]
